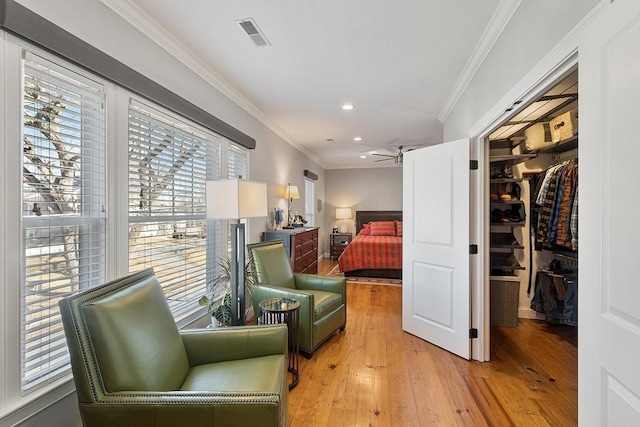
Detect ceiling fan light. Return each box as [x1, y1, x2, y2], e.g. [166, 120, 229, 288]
[353, 136, 362, 142]
[342, 104, 355, 111]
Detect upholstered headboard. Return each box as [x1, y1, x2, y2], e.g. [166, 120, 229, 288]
[355, 210, 403, 234]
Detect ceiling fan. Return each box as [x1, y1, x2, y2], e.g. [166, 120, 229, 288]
[372, 145, 414, 164]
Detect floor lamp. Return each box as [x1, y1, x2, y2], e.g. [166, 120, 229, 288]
[206, 179, 267, 326]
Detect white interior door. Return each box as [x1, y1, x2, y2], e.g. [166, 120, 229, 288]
[579, 1, 640, 425]
[402, 138, 470, 359]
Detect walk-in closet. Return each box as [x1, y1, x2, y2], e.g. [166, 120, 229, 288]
[486, 69, 579, 390]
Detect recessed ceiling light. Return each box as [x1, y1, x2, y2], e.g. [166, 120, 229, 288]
[360, 155, 366, 159]
[353, 136, 362, 142]
[342, 104, 355, 111]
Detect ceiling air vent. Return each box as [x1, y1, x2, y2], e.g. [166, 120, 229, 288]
[237, 18, 271, 47]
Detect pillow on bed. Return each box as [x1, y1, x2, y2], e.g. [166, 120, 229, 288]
[396, 221, 403, 237]
[369, 221, 396, 236]
[359, 223, 371, 235]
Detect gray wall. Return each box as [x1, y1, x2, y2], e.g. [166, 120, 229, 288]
[324, 167, 402, 251]
[14, 394, 82, 427]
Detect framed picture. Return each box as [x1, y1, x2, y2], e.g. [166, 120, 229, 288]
[332, 227, 339, 234]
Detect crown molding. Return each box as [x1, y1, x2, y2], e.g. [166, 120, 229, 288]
[437, 0, 522, 124]
[99, 0, 324, 168]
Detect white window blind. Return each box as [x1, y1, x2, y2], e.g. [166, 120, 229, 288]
[227, 142, 248, 180]
[305, 178, 315, 226]
[21, 52, 107, 392]
[223, 143, 248, 255]
[128, 102, 221, 316]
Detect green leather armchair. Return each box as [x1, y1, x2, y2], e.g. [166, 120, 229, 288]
[248, 240, 346, 358]
[59, 268, 288, 427]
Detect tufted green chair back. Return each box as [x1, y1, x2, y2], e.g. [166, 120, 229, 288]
[60, 269, 190, 400]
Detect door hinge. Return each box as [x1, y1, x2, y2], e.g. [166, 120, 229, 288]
[469, 328, 478, 339]
[469, 244, 478, 254]
[470, 160, 478, 170]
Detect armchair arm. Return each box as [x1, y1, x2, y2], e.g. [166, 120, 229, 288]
[252, 284, 313, 308]
[180, 325, 287, 366]
[294, 273, 346, 296]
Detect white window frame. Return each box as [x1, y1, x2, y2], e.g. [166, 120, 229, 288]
[304, 177, 316, 227]
[20, 51, 107, 393]
[1, 36, 115, 422]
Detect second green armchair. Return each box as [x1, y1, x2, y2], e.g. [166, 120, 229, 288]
[248, 240, 346, 358]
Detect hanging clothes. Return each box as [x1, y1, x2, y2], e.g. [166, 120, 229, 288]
[530, 265, 578, 326]
[531, 160, 578, 251]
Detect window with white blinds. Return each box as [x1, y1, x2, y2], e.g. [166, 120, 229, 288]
[21, 53, 107, 392]
[305, 178, 315, 226]
[128, 102, 222, 317]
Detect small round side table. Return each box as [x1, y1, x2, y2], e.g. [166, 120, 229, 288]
[258, 297, 300, 390]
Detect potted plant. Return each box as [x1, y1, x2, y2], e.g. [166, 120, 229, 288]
[199, 255, 257, 327]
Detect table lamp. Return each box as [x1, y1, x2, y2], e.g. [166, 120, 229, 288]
[336, 208, 352, 233]
[284, 183, 299, 229]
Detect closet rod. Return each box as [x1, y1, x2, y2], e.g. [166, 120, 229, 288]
[554, 148, 578, 162]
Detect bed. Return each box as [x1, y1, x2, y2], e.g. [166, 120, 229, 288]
[338, 210, 403, 279]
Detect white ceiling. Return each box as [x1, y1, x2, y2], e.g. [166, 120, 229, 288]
[103, 0, 515, 169]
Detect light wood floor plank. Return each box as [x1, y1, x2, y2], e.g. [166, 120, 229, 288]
[287, 260, 578, 427]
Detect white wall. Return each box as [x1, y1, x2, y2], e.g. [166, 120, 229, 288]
[443, 0, 599, 141]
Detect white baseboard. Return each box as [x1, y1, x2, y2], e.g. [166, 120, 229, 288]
[518, 307, 544, 320]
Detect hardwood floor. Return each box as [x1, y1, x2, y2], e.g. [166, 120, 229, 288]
[287, 260, 578, 427]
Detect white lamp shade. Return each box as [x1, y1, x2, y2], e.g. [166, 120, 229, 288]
[286, 185, 300, 200]
[335, 208, 352, 219]
[206, 179, 267, 219]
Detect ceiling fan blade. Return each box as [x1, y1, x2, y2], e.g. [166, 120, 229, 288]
[374, 157, 392, 162]
[371, 153, 395, 158]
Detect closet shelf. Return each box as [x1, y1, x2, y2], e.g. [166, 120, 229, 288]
[490, 232, 524, 249]
[537, 135, 578, 154]
[491, 222, 525, 228]
[489, 153, 537, 166]
[490, 178, 523, 183]
[490, 253, 525, 270]
[491, 200, 524, 205]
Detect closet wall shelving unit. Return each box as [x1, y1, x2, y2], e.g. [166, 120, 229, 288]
[489, 152, 535, 274]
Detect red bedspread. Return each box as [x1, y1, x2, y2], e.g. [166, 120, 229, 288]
[338, 234, 402, 272]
